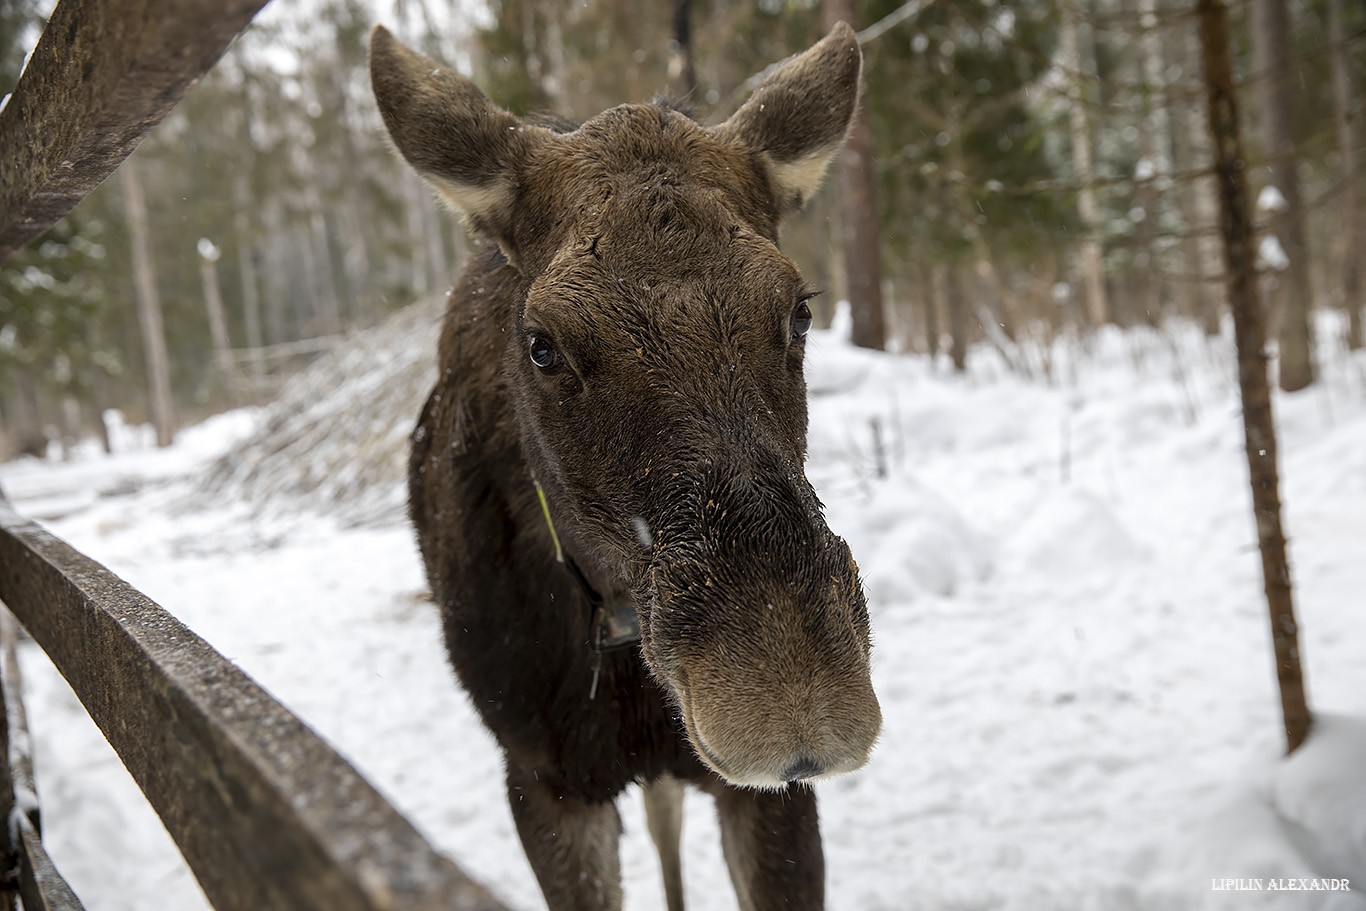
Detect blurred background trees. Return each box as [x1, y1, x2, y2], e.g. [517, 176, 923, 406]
[0, 0, 1362, 456]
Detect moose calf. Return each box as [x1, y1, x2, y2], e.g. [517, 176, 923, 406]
[371, 22, 881, 911]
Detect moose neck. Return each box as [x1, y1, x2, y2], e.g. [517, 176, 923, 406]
[531, 476, 642, 653]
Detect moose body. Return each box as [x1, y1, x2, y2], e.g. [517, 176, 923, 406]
[371, 23, 881, 911]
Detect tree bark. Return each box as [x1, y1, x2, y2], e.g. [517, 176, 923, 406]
[1327, 0, 1363, 350]
[1250, 0, 1314, 391]
[919, 258, 940, 361]
[668, 0, 697, 102]
[1197, 0, 1310, 755]
[309, 212, 342, 337]
[232, 173, 267, 400]
[943, 264, 968, 372]
[824, 0, 886, 351]
[421, 185, 450, 295]
[6, 369, 46, 458]
[236, 240, 266, 396]
[1183, 20, 1225, 334]
[262, 201, 289, 346]
[197, 239, 239, 400]
[120, 156, 176, 448]
[1060, 0, 1109, 328]
[1134, 0, 1169, 325]
[328, 49, 375, 323]
[84, 363, 113, 455]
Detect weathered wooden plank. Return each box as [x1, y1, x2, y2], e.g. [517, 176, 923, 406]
[2, 610, 41, 837]
[3, 608, 83, 910]
[15, 814, 87, 911]
[0, 0, 270, 262]
[0, 503, 513, 911]
[1, 610, 25, 906]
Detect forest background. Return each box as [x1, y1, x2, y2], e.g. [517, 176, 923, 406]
[0, 0, 1362, 459]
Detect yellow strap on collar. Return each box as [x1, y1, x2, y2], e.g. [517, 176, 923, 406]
[533, 479, 565, 565]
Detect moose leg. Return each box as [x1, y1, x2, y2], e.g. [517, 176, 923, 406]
[642, 774, 686, 911]
[712, 784, 823, 911]
[506, 764, 624, 911]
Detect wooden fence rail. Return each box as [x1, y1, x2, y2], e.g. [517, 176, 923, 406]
[0, 503, 512, 911]
[0, 0, 269, 261]
[2, 609, 84, 911]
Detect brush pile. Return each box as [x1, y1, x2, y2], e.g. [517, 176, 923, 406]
[199, 297, 445, 527]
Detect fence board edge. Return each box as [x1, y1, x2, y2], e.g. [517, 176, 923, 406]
[15, 814, 87, 911]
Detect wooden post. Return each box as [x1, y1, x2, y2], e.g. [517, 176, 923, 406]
[1197, 0, 1311, 755]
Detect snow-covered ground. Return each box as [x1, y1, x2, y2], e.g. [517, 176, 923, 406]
[1, 315, 1364, 911]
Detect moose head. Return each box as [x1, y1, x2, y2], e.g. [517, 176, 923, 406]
[372, 23, 881, 790]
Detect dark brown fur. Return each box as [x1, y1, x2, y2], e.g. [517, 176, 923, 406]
[371, 24, 880, 911]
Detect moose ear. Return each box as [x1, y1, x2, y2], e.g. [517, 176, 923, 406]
[716, 21, 862, 213]
[370, 26, 541, 242]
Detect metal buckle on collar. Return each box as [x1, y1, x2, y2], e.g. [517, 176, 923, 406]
[592, 601, 642, 653]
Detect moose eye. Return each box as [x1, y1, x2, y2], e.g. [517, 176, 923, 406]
[791, 301, 814, 341]
[527, 334, 562, 370]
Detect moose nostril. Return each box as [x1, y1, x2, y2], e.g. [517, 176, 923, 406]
[781, 757, 824, 782]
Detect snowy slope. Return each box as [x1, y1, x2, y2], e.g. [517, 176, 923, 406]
[1, 314, 1364, 911]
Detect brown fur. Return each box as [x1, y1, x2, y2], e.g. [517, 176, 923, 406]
[371, 23, 880, 911]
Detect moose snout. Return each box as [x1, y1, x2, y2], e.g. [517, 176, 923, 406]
[782, 756, 825, 782]
[641, 459, 880, 788]
[676, 641, 882, 790]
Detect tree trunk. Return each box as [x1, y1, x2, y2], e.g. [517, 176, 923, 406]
[1134, 0, 1169, 326]
[421, 185, 450, 294]
[197, 239, 239, 400]
[403, 168, 429, 298]
[309, 212, 342, 337]
[1197, 0, 1310, 755]
[823, 0, 886, 351]
[329, 49, 375, 323]
[6, 369, 46, 457]
[85, 369, 113, 455]
[709, 0, 739, 103]
[668, 0, 697, 102]
[943, 264, 968, 372]
[120, 156, 176, 448]
[235, 240, 266, 399]
[1183, 21, 1225, 335]
[232, 170, 266, 398]
[1060, 0, 1109, 328]
[292, 229, 318, 335]
[919, 257, 940, 361]
[1327, 0, 1363, 350]
[58, 392, 80, 461]
[262, 202, 289, 346]
[1250, 0, 1314, 391]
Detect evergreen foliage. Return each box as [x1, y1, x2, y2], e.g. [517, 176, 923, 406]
[0, 0, 1362, 452]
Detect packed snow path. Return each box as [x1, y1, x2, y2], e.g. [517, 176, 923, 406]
[1, 318, 1363, 911]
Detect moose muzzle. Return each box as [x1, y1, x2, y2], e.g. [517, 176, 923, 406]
[639, 463, 881, 790]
